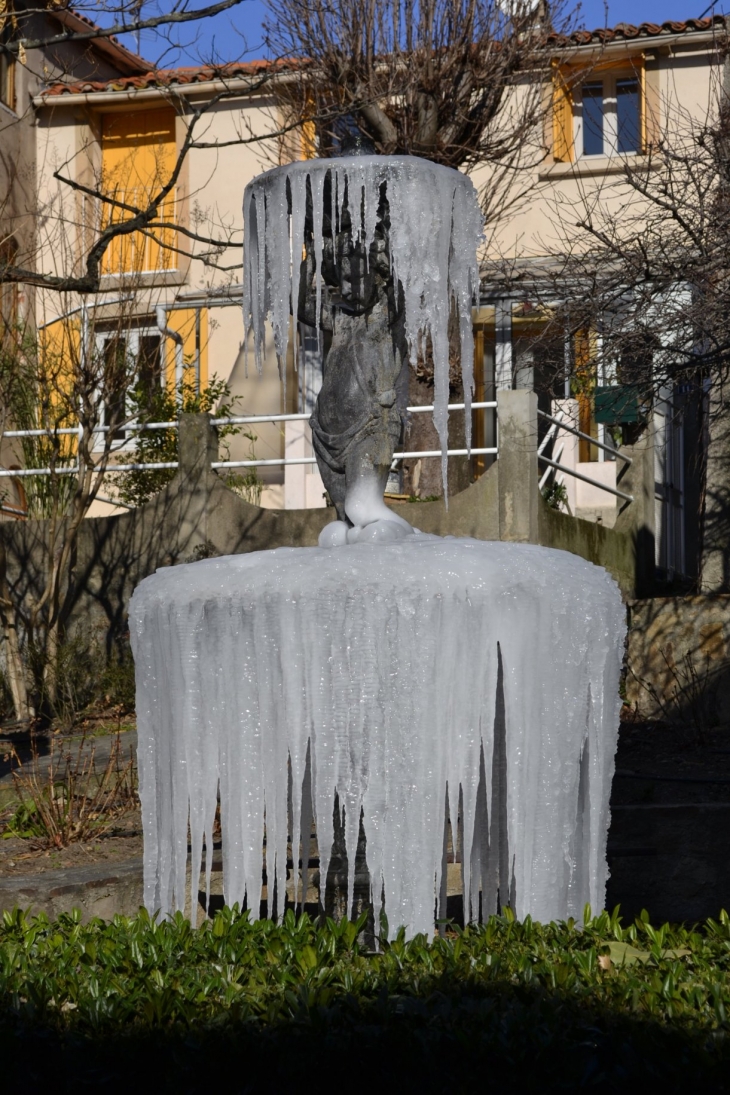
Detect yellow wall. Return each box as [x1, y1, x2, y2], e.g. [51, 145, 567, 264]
[163, 307, 208, 391]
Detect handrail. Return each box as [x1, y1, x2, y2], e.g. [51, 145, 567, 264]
[213, 447, 498, 470]
[0, 401, 499, 478]
[539, 441, 563, 491]
[538, 455, 633, 503]
[537, 408, 632, 466]
[1, 403, 498, 438]
[210, 401, 497, 428]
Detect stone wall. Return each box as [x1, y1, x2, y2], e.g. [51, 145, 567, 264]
[626, 595, 730, 726]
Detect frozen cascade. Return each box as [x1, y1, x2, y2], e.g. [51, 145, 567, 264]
[242, 156, 484, 487]
[130, 537, 625, 938]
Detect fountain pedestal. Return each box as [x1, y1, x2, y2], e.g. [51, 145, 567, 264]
[131, 536, 624, 938]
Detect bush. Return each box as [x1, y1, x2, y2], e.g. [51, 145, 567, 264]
[0, 907, 728, 1091]
[27, 631, 136, 729]
[113, 376, 263, 508]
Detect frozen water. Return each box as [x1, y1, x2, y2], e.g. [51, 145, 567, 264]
[130, 537, 625, 938]
[242, 155, 483, 487]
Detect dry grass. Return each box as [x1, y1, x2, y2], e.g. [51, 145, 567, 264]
[3, 729, 137, 848]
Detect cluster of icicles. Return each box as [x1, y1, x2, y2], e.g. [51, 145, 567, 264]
[131, 537, 624, 938]
[242, 156, 484, 489]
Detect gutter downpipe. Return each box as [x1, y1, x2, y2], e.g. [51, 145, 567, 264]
[156, 306, 184, 398]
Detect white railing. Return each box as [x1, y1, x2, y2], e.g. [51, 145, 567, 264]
[0, 402, 498, 478]
[536, 408, 634, 504]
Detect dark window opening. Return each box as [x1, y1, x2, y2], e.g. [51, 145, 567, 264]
[617, 78, 640, 153]
[582, 82, 604, 156]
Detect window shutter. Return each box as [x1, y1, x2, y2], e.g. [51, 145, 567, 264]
[634, 54, 647, 152]
[552, 64, 574, 163]
[100, 108, 178, 275]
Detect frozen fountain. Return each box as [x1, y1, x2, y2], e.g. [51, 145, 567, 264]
[130, 148, 625, 938]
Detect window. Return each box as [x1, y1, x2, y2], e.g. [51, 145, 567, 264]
[553, 60, 644, 163]
[100, 108, 178, 276]
[578, 73, 640, 157]
[94, 326, 164, 446]
[0, 2, 16, 112]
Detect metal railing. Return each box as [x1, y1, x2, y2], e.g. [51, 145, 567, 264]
[0, 401, 498, 478]
[536, 408, 634, 504]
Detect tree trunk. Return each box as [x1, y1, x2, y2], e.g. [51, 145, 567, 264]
[0, 538, 32, 721]
[401, 369, 472, 499]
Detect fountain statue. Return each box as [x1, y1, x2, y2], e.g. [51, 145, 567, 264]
[130, 149, 625, 939]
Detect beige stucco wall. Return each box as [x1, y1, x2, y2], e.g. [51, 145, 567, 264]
[471, 37, 720, 265]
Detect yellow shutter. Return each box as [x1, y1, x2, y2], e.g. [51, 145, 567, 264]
[301, 92, 317, 160]
[573, 328, 598, 462]
[552, 64, 574, 163]
[100, 108, 178, 276]
[38, 317, 82, 456]
[161, 308, 208, 393]
[636, 55, 649, 153]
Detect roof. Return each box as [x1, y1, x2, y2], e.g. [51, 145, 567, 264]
[547, 14, 726, 47]
[48, 6, 150, 75]
[40, 14, 726, 99]
[42, 59, 276, 98]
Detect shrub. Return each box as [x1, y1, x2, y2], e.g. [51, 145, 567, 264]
[29, 631, 136, 729]
[3, 728, 137, 846]
[113, 376, 263, 508]
[0, 907, 728, 1091]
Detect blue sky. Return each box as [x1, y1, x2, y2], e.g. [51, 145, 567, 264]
[120, 0, 724, 69]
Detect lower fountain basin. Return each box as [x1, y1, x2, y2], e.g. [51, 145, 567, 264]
[130, 537, 625, 938]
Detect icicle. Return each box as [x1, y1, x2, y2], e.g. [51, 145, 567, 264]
[310, 168, 325, 353]
[289, 172, 308, 369]
[242, 155, 483, 496]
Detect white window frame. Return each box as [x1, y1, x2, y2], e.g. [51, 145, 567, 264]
[93, 325, 165, 451]
[574, 70, 641, 159]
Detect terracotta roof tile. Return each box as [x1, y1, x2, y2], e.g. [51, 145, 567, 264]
[546, 14, 726, 46]
[42, 58, 278, 97]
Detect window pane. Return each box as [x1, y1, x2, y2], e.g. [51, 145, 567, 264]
[582, 83, 604, 156]
[617, 79, 640, 153]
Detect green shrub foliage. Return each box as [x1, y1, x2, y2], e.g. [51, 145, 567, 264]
[113, 376, 262, 508]
[0, 907, 728, 1090]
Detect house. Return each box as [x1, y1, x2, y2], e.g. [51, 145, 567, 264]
[7, 12, 727, 588]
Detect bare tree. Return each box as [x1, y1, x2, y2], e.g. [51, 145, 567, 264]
[0, 2, 291, 719]
[264, 0, 571, 179]
[263, 0, 578, 497]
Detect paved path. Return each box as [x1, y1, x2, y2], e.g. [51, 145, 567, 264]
[0, 727, 138, 789]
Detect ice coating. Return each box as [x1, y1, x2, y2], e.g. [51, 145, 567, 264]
[130, 538, 625, 937]
[242, 156, 484, 478]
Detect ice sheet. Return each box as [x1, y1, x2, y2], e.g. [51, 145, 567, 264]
[130, 538, 624, 938]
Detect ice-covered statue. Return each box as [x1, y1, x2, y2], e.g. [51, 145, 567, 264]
[242, 141, 483, 545]
[130, 143, 626, 941]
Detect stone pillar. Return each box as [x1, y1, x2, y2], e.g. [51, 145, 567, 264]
[614, 423, 656, 597]
[497, 388, 539, 543]
[175, 413, 219, 557]
[699, 392, 730, 593]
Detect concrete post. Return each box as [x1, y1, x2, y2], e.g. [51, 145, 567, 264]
[497, 389, 539, 543]
[176, 413, 219, 555]
[495, 299, 513, 391]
